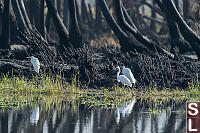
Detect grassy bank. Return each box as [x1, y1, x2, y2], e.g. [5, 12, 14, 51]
[0, 73, 199, 108]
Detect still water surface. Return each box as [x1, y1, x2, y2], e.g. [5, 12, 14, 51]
[0, 99, 186, 133]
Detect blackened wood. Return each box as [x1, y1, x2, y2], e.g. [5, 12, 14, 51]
[95, 0, 102, 30]
[18, 0, 32, 30]
[63, 0, 69, 29]
[40, 0, 46, 38]
[98, 0, 155, 55]
[45, 0, 70, 45]
[81, 0, 89, 23]
[68, 0, 82, 46]
[1, 0, 10, 49]
[114, 0, 174, 58]
[11, 0, 29, 32]
[163, 0, 200, 59]
[32, 0, 41, 31]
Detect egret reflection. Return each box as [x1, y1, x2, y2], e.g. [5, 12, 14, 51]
[30, 106, 40, 124]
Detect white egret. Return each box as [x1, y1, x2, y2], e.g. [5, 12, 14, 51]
[122, 66, 136, 85]
[116, 66, 132, 87]
[27, 56, 40, 73]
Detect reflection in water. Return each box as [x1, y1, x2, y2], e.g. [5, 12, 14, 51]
[30, 106, 40, 124]
[116, 99, 136, 124]
[43, 120, 48, 133]
[0, 99, 186, 133]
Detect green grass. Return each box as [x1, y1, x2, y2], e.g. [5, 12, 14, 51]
[0, 72, 199, 109]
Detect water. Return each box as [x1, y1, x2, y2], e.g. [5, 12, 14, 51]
[0, 99, 186, 133]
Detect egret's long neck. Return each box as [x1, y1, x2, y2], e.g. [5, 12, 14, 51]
[117, 68, 120, 80]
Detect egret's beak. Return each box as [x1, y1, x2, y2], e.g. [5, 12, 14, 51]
[26, 57, 31, 59]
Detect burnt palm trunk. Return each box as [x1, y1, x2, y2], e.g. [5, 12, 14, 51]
[88, 4, 93, 23]
[163, 0, 200, 59]
[40, 0, 46, 38]
[95, 0, 102, 30]
[11, 0, 29, 32]
[68, 0, 82, 46]
[98, 0, 153, 55]
[114, 0, 174, 58]
[183, 0, 192, 19]
[161, 1, 191, 55]
[63, 0, 69, 28]
[18, 0, 32, 30]
[81, 0, 89, 24]
[45, 0, 69, 45]
[32, 0, 41, 32]
[1, 0, 10, 49]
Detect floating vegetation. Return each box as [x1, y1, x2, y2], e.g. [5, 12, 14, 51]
[0, 72, 199, 109]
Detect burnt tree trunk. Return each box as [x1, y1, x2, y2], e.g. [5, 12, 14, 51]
[45, 8, 51, 33]
[40, 0, 46, 38]
[114, 0, 174, 58]
[163, 0, 200, 59]
[45, 0, 69, 45]
[57, 0, 61, 15]
[81, 0, 89, 24]
[18, 0, 32, 30]
[75, 0, 81, 25]
[183, 0, 192, 19]
[1, 0, 10, 49]
[95, 0, 102, 31]
[63, 0, 69, 29]
[88, 4, 93, 23]
[174, 0, 180, 12]
[150, 1, 156, 31]
[154, 0, 191, 55]
[29, 0, 34, 24]
[32, 0, 41, 32]
[11, 0, 29, 32]
[98, 0, 154, 55]
[68, 0, 82, 46]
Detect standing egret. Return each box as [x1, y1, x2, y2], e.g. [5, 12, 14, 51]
[27, 56, 40, 73]
[116, 66, 132, 87]
[122, 66, 136, 85]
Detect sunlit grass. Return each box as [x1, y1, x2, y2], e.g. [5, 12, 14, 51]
[0, 72, 200, 109]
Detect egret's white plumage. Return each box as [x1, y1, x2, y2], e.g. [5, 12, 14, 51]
[30, 56, 40, 73]
[116, 66, 132, 87]
[122, 66, 136, 84]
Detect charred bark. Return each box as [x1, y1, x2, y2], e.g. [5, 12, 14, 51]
[95, 0, 102, 31]
[98, 0, 155, 56]
[45, 8, 51, 33]
[81, 0, 89, 23]
[18, 0, 32, 30]
[32, 0, 41, 31]
[162, 0, 191, 55]
[163, 0, 200, 59]
[45, 0, 69, 45]
[40, 0, 46, 38]
[68, 0, 82, 46]
[114, 0, 174, 58]
[174, 0, 180, 12]
[63, 0, 69, 29]
[183, 0, 193, 19]
[88, 4, 93, 23]
[57, 0, 61, 15]
[1, 0, 10, 49]
[11, 0, 29, 32]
